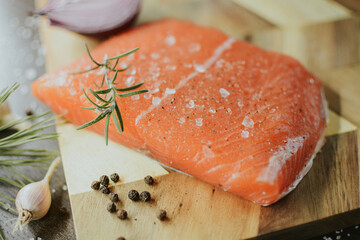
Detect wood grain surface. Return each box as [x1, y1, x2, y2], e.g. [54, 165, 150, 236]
[233, 0, 359, 71]
[32, 0, 360, 239]
[67, 130, 359, 240]
[317, 65, 360, 128]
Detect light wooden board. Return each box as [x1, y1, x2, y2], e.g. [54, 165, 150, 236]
[233, 0, 358, 71]
[34, 0, 360, 239]
[317, 65, 360, 128]
[59, 111, 359, 240]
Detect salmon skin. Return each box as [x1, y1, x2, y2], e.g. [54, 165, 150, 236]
[32, 19, 327, 205]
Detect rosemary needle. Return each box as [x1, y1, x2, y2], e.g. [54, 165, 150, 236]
[70, 44, 148, 145]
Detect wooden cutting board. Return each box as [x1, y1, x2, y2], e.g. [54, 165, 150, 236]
[35, 0, 360, 239]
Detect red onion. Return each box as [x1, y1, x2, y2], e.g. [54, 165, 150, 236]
[37, 0, 142, 36]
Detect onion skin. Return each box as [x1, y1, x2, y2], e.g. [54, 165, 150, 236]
[37, 0, 142, 37]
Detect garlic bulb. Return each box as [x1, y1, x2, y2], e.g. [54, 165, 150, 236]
[37, 0, 142, 36]
[13, 157, 61, 232]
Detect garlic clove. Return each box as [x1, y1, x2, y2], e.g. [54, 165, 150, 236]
[13, 157, 60, 232]
[15, 180, 51, 221]
[37, 0, 142, 36]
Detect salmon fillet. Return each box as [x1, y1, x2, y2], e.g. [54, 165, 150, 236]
[32, 19, 327, 205]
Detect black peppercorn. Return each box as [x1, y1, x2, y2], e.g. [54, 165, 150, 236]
[107, 203, 116, 213]
[117, 237, 125, 240]
[91, 181, 100, 190]
[25, 109, 33, 116]
[140, 191, 151, 202]
[116, 209, 128, 220]
[110, 173, 120, 183]
[128, 190, 139, 201]
[109, 193, 119, 202]
[100, 175, 109, 186]
[157, 209, 167, 221]
[144, 175, 154, 185]
[100, 185, 110, 194]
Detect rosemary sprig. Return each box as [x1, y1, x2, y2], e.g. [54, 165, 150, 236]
[70, 44, 148, 145]
[0, 83, 59, 213]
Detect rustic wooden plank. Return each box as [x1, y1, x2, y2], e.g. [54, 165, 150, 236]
[233, 0, 351, 27]
[257, 131, 360, 238]
[317, 65, 360, 128]
[71, 172, 261, 240]
[335, 0, 360, 12]
[233, 0, 359, 71]
[68, 130, 359, 240]
[57, 123, 168, 196]
[139, 0, 273, 40]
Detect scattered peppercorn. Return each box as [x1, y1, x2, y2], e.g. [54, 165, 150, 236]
[117, 209, 128, 220]
[157, 209, 167, 221]
[110, 173, 120, 183]
[100, 185, 110, 194]
[107, 203, 116, 213]
[91, 181, 101, 190]
[25, 109, 33, 116]
[100, 175, 109, 186]
[128, 190, 139, 201]
[109, 193, 119, 202]
[140, 191, 151, 202]
[117, 237, 125, 240]
[144, 175, 154, 185]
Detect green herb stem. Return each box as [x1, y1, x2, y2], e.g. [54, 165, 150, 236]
[70, 44, 148, 145]
[0, 200, 17, 214]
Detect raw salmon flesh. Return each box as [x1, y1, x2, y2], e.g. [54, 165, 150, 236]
[32, 19, 327, 205]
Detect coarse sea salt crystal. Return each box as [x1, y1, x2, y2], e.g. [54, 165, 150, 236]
[126, 68, 136, 75]
[165, 88, 176, 95]
[194, 63, 206, 73]
[189, 43, 201, 53]
[241, 130, 249, 138]
[131, 95, 140, 100]
[143, 92, 152, 99]
[165, 36, 176, 46]
[209, 108, 216, 113]
[163, 57, 170, 63]
[219, 88, 230, 98]
[166, 65, 177, 70]
[125, 76, 135, 86]
[195, 118, 203, 127]
[151, 53, 160, 60]
[186, 100, 195, 108]
[152, 97, 161, 106]
[178, 117, 185, 124]
[242, 116, 254, 128]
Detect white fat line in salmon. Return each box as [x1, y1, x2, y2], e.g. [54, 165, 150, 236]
[135, 37, 236, 126]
